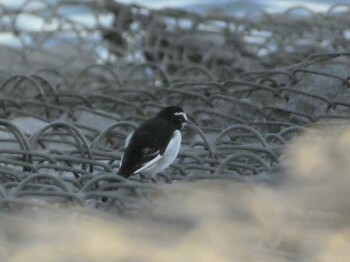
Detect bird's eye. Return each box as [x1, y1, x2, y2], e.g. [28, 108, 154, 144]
[174, 112, 187, 122]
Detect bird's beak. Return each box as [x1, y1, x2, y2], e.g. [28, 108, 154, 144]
[185, 120, 195, 125]
[186, 114, 196, 125]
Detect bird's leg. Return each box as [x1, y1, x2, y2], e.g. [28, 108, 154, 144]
[140, 173, 146, 182]
[150, 174, 158, 183]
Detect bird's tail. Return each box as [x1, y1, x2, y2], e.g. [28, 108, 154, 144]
[117, 168, 129, 178]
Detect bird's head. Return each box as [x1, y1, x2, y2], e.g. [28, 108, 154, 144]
[156, 106, 188, 130]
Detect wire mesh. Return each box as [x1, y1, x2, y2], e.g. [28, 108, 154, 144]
[0, 0, 349, 214]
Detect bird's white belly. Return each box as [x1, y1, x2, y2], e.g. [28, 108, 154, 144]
[143, 130, 181, 176]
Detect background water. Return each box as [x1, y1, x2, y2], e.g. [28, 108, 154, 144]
[0, 0, 347, 48]
[118, 0, 345, 14]
[0, 0, 346, 13]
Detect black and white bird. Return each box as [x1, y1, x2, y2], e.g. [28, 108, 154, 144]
[118, 106, 188, 179]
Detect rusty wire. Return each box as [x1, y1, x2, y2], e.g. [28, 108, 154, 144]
[0, 0, 349, 214]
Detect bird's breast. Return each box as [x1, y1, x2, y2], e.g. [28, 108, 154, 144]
[143, 130, 181, 176]
[163, 130, 181, 159]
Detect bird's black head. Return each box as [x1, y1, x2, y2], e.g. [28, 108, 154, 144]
[156, 106, 188, 130]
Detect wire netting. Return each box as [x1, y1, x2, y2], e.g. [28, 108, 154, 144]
[0, 0, 350, 214]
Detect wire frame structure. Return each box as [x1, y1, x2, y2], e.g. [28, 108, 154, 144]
[0, 0, 349, 214]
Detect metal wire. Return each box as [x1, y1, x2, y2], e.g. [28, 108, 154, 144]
[0, 0, 349, 214]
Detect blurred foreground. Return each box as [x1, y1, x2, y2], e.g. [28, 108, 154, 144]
[1, 124, 350, 262]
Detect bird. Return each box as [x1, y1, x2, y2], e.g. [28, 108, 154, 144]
[118, 106, 188, 180]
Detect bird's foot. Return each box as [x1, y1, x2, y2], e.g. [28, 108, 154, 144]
[139, 173, 157, 183]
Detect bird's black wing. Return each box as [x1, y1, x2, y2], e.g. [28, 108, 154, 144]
[118, 118, 174, 177]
